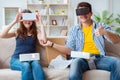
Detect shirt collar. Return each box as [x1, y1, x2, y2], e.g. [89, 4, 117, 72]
[76, 20, 97, 30]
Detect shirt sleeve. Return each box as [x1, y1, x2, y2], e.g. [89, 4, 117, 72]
[102, 23, 119, 42]
[65, 27, 76, 51]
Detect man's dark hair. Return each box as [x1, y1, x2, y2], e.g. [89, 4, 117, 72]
[77, 2, 92, 13]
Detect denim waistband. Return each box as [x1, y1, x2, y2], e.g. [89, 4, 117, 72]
[90, 54, 103, 58]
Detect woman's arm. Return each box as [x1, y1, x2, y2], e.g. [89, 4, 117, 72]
[0, 13, 22, 38]
[0, 21, 16, 38]
[36, 14, 47, 43]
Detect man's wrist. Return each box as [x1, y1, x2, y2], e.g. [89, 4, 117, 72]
[103, 29, 107, 35]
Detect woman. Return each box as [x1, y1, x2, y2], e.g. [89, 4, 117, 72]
[0, 9, 46, 80]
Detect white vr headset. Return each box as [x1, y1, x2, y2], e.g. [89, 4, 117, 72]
[19, 53, 40, 61]
[22, 13, 36, 21]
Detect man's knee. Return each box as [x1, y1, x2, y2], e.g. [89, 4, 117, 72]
[69, 73, 81, 80]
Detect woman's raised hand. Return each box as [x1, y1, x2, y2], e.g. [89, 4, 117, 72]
[13, 13, 22, 23]
[36, 13, 43, 25]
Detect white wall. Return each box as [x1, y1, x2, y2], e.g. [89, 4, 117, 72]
[90, 0, 109, 14]
[70, 0, 120, 29]
[70, 0, 115, 26]
[69, 0, 90, 26]
[0, 0, 27, 30]
[0, 0, 120, 29]
[111, 0, 120, 15]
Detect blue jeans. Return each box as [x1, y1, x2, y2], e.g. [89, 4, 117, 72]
[69, 56, 120, 80]
[10, 57, 45, 80]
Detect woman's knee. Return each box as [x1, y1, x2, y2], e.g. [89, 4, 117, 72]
[32, 60, 39, 65]
[31, 60, 41, 67]
[22, 62, 31, 71]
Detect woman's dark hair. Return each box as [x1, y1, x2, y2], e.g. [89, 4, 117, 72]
[77, 2, 92, 13]
[17, 9, 37, 40]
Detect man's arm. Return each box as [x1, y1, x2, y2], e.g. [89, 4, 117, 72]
[95, 23, 120, 44]
[52, 42, 71, 55]
[103, 30, 120, 44]
[40, 40, 71, 55]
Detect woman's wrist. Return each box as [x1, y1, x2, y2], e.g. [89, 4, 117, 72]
[38, 20, 43, 25]
[40, 24, 44, 27]
[50, 42, 54, 47]
[12, 20, 17, 24]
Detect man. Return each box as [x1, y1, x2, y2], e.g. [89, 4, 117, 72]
[40, 2, 120, 80]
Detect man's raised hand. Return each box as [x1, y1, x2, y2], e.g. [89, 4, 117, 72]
[94, 23, 105, 36]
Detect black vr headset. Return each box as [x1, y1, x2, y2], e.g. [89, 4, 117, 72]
[76, 8, 90, 16]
